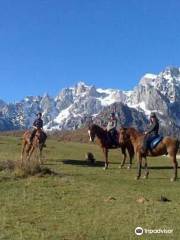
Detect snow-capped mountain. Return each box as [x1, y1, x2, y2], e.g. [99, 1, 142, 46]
[1, 66, 180, 136]
[45, 82, 128, 130]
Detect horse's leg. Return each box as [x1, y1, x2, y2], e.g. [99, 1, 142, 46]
[120, 146, 126, 168]
[170, 154, 178, 182]
[136, 152, 142, 180]
[103, 148, 109, 170]
[27, 145, 35, 162]
[21, 141, 26, 166]
[39, 146, 43, 164]
[128, 145, 134, 169]
[143, 157, 149, 179]
[25, 143, 32, 158]
[127, 146, 133, 169]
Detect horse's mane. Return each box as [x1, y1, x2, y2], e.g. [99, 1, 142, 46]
[121, 127, 144, 139]
[91, 124, 106, 133]
[127, 127, 143, 136]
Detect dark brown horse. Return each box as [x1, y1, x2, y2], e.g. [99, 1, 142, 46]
[119, 127, 179, 181]
[88, 124, 134, 169]
[21, 129, 46, 165]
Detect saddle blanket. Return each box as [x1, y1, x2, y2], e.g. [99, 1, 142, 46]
[150, 136, 163, 149]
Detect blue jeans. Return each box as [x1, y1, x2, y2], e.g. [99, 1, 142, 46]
[143, 134, 159, 150]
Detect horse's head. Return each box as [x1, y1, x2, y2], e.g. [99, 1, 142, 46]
[119, 127, 130, 144]
[88, 124, 96, 142]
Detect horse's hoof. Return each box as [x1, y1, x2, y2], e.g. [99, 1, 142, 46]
[127, 165, 131, 170]
[103, 167, 107, 170]
[135, 176, 140, 180]
[143, 175, 148, 179]
[170, 177, 176, 182]
[119, 165, 123, 169]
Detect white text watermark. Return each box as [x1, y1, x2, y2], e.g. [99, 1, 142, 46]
[135, 227, 173, 236]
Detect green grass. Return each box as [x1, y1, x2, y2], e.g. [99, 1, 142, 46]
[0, 136, 179, 239]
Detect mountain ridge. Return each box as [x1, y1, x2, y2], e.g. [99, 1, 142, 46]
[0, 66, 180, 136]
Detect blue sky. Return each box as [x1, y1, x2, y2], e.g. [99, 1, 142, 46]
[0, 0, 180, 102]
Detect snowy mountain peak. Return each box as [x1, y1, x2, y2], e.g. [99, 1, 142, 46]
[139, 73, 157, 86]
[76, 81, 88, 87]
[161, 66, 180, 79]
[74, 81, 90, 95]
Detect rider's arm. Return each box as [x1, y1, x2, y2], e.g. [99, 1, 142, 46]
[33, 120, 37, 127]
[111, 119, 117, 128]
[146, 122, 156, 134]
[40, 119, 43, 129]
[114, 119, 118, 128]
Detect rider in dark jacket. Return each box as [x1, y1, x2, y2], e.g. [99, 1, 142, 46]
[142, 112, 159, 153]
[30, 112, 47, 144]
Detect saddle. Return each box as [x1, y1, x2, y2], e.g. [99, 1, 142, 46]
[149, 136, 163, 150]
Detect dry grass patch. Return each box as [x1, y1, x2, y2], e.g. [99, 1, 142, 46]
[0, 159, 57, 179]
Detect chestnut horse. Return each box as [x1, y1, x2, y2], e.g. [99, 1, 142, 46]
[119, 127, 179, 181]
[88, 124, 134, 169]
[21, 129, 45, 165]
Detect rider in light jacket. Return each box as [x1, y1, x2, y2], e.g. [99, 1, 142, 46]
[107, 112, 118, 145]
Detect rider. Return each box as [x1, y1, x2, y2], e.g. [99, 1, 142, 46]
[30, 112, 47, 146]
[107, 112, 118, 146]
[142, 112, 159, 154]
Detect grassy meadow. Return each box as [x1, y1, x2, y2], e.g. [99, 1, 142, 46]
[0, 135, 179, 240]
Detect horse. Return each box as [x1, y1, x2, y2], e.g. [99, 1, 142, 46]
[119, 127, 179, 181]
[21, 129, 46, 165]
[88, 124, 134, 169]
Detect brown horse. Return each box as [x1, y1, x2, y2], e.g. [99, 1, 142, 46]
[88, 124, 134, 169]
[119, 127, 179, 181]
[21, 129, 46, 165]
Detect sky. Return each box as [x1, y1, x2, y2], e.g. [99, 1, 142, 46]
[0, 0, 180, 102]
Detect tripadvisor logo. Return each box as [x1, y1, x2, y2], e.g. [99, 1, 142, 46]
[135, 226, 173, 236]
[135, 227, 143, 236]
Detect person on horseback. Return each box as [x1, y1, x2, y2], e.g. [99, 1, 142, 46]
[107, 112, 118, 146]
[142, 112, 159, 154]
[29, 112, 47, 146]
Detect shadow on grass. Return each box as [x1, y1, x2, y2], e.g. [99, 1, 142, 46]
[148, 166, 180, 170]
[43, 163, 58, 166]
[61, 159, 105, 167]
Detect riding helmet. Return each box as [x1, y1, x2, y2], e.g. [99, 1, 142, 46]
[150, 112, 156, 118]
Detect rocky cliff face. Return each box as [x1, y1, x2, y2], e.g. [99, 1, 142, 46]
[0, 67, 180, 136]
